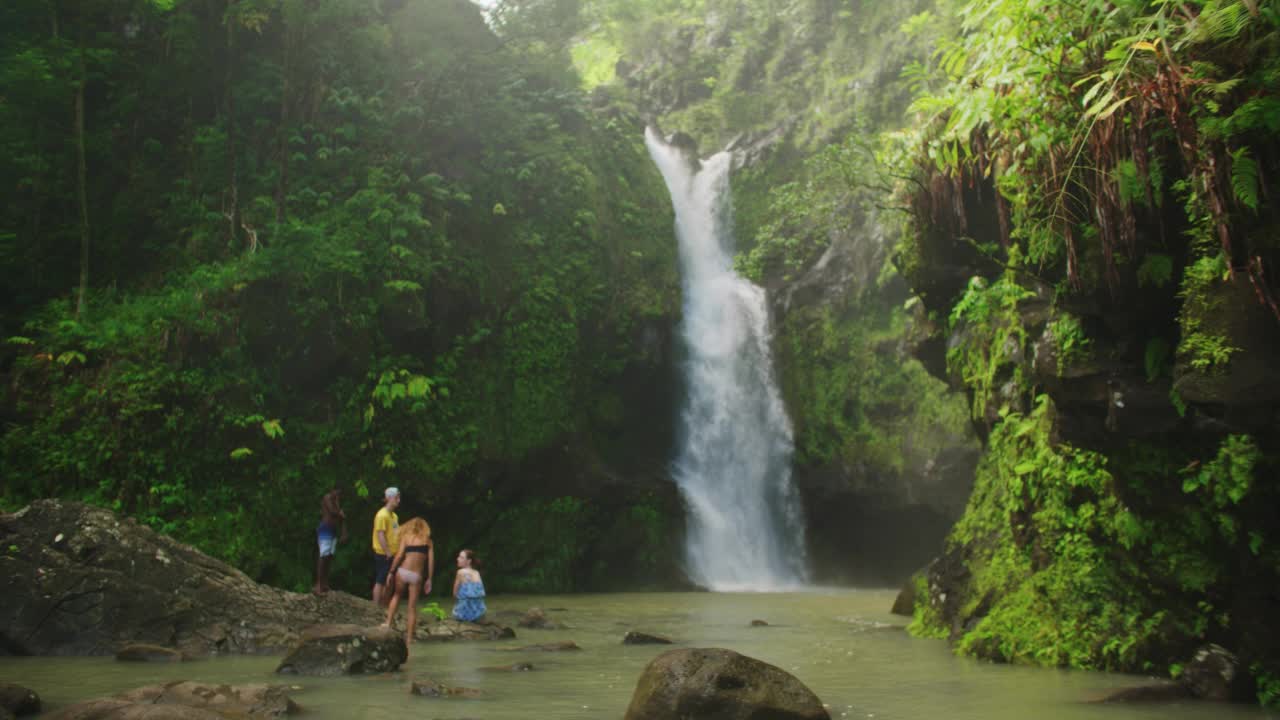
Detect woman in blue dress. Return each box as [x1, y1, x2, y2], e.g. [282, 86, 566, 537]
[452, 549, 486, 622]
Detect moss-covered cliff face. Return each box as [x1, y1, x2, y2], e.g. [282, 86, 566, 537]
[585, 0, 980, 584]
[0, 0, 687, 593]
[886, 0, 1280, 703]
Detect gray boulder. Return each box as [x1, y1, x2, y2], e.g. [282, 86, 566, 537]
[0, 500, 384, 656]
[624, 647, 830, 720]
[1183, 644, 1247, 701]
[275, 624, 406, 676]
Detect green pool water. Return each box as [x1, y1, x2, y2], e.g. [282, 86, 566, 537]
[3, 589, 1274, 719]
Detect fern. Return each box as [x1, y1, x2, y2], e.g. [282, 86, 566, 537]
[1227, 96, 1280, 135]
[1230, 146, 1259, 210]
[1182, 1, 1251, 47]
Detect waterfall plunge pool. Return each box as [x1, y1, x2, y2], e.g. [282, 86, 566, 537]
[3, 589, 1272, 719]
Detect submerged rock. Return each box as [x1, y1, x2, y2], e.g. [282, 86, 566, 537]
[116, 644, 185, 663]
[624, 647, 830, 720]
[0, 500, 385, 656]
[409, 677, 484, 699]
[478, 662, 535, 672]
[623, 631, 673, 645]
[519, 608, 564, 629]
[1088, 683, 1192, 704]
[506, 641, 581, 652]
[45, 701, 226, 719]
[275, 624, 407, 676]
[44, 681, 297, 719]
[417, 617, 515, 642]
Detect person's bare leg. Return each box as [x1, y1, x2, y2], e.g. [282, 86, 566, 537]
[372, 581, 383, 606]
[316, 555, 332, 594]
[384, 581, 402, 627]
[405, 581, 421, 647]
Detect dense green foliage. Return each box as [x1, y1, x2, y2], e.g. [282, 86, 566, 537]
[912, 397, 1278, 679]
[0, 0, 681, 592]
[579, 0, 978, 497]
[888, 0, 1280, 700]
[6, 0, 1279, 696]
[581, 0, 940, 151]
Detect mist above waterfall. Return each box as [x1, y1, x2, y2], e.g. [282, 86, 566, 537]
[645, 127, 809, 591]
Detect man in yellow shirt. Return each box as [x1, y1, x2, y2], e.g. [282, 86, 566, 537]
[371, 487, 401, 607]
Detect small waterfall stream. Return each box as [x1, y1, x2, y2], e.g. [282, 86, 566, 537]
[645, 127, 809, 591]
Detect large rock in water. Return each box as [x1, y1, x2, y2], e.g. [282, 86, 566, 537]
[624, 647, 830, 720]
[0, 683, 40, 716]
[43, 681, 297, 719]
[275, 624, 407, 676]
[0, 500, 385, 656]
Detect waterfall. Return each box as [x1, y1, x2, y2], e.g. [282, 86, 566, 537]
[645, 127, 809, 591]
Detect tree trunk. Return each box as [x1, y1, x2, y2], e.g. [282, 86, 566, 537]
[275, 8, 292, 225]
[225, 0, 240, 249]
[74, 14, 90, 318]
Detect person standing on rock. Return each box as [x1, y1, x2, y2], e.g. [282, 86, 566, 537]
[451, 549, 486, 622]
[382, 517, 434, 645]
[371, 487, 401, 607]
[312, 486, 347, 595]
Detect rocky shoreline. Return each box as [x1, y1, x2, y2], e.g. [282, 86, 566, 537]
[0, 500, 833, 719]
[1, 500, 386, 657]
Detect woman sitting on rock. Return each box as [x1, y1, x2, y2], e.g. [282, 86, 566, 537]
[383, 517, 433, 645]
[451, 549, 486, 622]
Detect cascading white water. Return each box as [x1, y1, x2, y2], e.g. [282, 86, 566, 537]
[645, 127, 809, 591]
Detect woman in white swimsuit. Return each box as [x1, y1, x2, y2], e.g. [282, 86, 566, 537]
[382, 517, 434, 646]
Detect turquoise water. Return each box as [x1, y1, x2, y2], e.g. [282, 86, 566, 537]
[2, 589, 1274, 719]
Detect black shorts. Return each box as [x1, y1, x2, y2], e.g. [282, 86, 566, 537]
[373, 553, 392, 584]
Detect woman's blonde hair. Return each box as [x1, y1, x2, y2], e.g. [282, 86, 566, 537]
[400, 517, 431, 540]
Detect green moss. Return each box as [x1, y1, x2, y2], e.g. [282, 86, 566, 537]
[907, 572, 950, 639]
[1177, 253, 1241, 373]
[940, 398, 1168, 669]
[946, 271, 1034, 419]
[927, 397, 1276, 674]
[1046, 313, 1092, 375]
[777, 300, 971, 474]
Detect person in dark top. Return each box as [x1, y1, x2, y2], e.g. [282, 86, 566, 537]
[312, 486, 347, 595]
[382, 517, 434, 647]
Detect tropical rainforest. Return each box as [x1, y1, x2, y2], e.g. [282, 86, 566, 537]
[2, 0, 1279, 704]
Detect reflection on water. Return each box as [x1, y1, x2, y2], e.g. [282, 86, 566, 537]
[2, 590, 1275, 720]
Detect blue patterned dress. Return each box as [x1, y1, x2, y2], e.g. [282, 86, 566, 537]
[452, 574, 486, 622]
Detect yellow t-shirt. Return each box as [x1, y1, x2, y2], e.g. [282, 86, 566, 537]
[372, 507, 400, 555]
